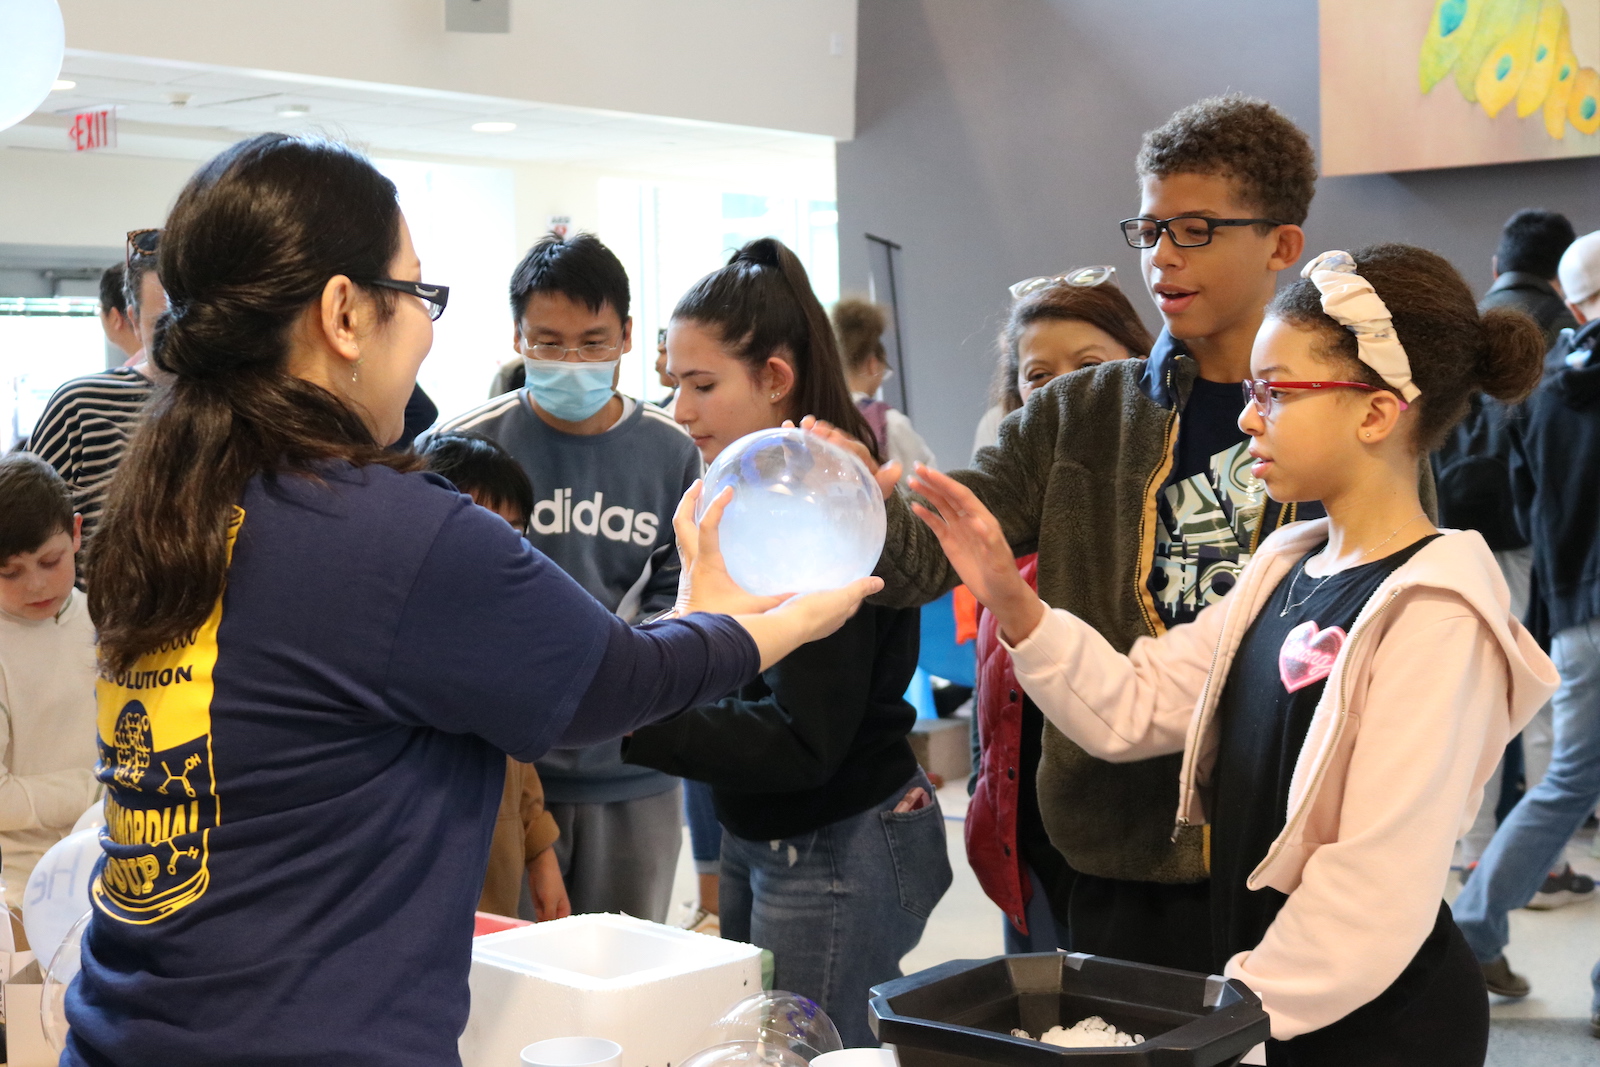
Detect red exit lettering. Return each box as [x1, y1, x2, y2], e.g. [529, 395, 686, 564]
[69, 108, 117, 152]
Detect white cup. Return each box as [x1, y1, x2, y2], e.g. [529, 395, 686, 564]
[519, 1036, 624, 1067]
[810, 1050, 899, 1067]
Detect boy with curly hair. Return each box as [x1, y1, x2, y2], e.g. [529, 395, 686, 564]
[857, 95, 1319, 970]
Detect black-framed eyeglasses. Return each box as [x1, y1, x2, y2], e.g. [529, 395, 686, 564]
[1119, 215, 1287, 249]
[126, 228, 159, 270]
[364, 279, 449, 321]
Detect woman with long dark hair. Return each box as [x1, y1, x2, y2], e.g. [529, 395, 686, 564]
[971, 270, 1153, 454]
[623, 238, 953, 1047]
[68, 136, 878, 1067]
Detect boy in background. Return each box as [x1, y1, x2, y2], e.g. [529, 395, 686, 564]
[861, 95, 1320, 971]
[432, 233, 697, 925]
[0, 453, 101, 908]
[420, 433, 569, 922]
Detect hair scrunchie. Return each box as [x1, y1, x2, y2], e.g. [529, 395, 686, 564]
[1301, 250, 1420, 403]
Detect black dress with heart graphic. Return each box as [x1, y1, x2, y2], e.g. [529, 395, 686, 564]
[1209, 535, 1490, 1067]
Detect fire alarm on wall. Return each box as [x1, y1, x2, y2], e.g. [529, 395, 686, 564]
[444, 0, 510, 33]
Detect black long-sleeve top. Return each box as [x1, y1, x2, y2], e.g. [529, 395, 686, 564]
[624, 603, 922, 841]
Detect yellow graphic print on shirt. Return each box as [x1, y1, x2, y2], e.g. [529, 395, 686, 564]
[92, 508, 242, 924]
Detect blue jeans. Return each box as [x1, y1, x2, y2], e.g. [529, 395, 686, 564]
[684, 780, 722, 876]
[1453, 618, 1600, 1011]
[719, 771, 954, 1048]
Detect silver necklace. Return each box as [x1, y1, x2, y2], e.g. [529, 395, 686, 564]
[1279, 514, 1427, 618]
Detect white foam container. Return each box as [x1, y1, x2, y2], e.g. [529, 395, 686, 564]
[460, 913, 764, 1067]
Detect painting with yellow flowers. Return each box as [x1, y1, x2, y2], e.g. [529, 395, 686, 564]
[1320, 0, 1600, 176]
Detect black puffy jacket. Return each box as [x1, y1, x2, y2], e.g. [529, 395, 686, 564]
[1513, 318, 1600, 636]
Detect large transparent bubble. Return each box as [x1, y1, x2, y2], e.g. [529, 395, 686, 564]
[42, 909, 90, 1051]
[698, 991, 844, 1062]
[698, 429, 886, 596]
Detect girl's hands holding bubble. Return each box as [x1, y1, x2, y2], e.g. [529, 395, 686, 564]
[907, 465, 1045, 646]
[672, 479, 884, 671]
[673, 481, 790, 618]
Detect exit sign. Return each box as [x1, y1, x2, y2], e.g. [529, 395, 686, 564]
[69, 108, 117, 152]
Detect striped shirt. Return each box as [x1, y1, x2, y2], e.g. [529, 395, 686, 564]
[23, 368, 155, 544]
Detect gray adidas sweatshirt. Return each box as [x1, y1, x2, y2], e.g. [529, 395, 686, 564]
[435, 392, 701, 803]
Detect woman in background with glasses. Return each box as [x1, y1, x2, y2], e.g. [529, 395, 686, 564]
[67, 134, 880, 1067]
[963, 267, 1152, 954]
[971, 266, 1154, 455]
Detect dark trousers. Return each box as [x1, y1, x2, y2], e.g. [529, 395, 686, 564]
[1066, 873, 1214, 973]
[1267, 902, 1488, 1067]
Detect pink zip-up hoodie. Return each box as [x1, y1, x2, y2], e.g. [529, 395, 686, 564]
[1001, 519, 1558, 1040]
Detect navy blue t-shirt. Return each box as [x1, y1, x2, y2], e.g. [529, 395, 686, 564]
[1149, 375, 1259, 628]
[65, 464, 757, 1067]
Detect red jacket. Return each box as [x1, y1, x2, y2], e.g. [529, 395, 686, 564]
[963, 554, 1038, 932]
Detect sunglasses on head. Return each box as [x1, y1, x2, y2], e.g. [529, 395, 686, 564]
[1008, 265, 1116, 301]
[126, 228, 160, 271]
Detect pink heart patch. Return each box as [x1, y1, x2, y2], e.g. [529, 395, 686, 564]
[1279, 620, 1347, 693]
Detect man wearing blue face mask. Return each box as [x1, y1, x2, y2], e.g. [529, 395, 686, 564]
[430, 232, 699, 923]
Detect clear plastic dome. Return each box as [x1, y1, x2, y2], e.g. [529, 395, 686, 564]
[698, 991, 844, 1062]
[697, 428, 886, 596]
[679, 1041, 812, 1067]
[42, 909, 90, 1051]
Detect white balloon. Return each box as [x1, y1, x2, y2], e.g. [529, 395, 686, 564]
[71, 798, 106, 835]
[698, 428, 886, 596]
[23, 827, 101, 969]
[0, 0, 65, 133]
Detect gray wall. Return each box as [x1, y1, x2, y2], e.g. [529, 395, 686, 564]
[837, 0, 1600, 467]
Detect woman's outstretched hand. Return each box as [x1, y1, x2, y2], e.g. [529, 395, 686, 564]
[787, 415, 902, 501]
[672, 479, 884, 670]
[907, 465, 1045, 646]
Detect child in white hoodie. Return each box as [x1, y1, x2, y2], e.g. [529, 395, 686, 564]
[0, 453, 100, 910]
[905, 244, 1560, 1066]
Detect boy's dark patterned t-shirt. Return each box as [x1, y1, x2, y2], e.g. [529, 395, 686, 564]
[1148, 376, 1264, 628]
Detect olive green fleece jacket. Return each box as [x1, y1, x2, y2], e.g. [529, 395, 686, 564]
[872, 346, 1436, 883]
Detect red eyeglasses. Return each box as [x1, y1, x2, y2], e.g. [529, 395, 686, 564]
[1241, 378, 1407, 418]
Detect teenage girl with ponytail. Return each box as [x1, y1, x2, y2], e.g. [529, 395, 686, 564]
[624, 238, 953, 1048]
[900, 245, 1558, 1065]
[69, 137, 877, 1067]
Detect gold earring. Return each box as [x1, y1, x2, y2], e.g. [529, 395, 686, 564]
[770, 392, 781, 401]
[352, 359, 363, 384]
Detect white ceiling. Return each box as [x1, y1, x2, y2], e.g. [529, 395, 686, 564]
[8, 50, 834, 185]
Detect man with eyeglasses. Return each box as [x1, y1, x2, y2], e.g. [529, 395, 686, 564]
[430, 232, 698, 925]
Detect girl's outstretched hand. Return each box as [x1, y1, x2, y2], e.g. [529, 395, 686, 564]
[907, 465, 1045, 646]
[787, 415, 902, 501]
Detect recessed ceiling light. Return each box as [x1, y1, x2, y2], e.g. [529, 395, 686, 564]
[277, 103, 311, 117]
[472, 121, 517, 133]
[51, 79, 76, 91]
[166, 92, 192, 108]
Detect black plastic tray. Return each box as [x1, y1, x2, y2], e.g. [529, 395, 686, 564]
[868, 952, 1269, 1066]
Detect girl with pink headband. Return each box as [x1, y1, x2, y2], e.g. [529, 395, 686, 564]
[906, 244, 1557, 1065]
